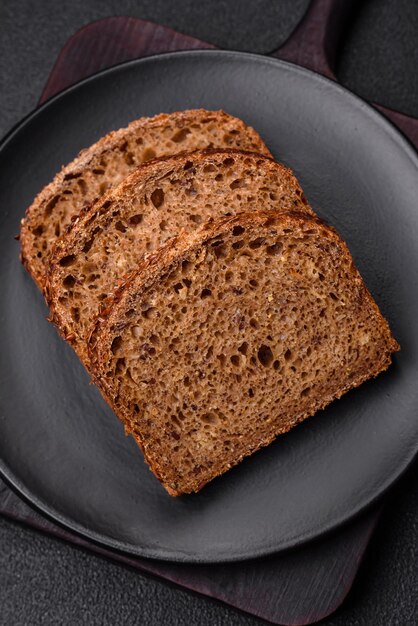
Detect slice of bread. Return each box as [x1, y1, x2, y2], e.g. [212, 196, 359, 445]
[46, 150, 314, 364]
[20, 109, 272, 289]
[88, 210, 399, 496]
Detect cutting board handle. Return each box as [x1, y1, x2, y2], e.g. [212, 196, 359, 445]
[272, 0, 352, 79]
[272, 0, 418, 149]
[39, 6, 418, 150]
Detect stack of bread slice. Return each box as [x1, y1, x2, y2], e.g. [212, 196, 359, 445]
[20, 109, 399, 496]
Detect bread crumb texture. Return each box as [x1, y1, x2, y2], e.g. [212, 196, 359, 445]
[90, 210, 399, 496]
[46, 150, 312, 363]
[20, 109, 271, 288]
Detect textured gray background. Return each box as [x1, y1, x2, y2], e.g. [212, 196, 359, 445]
[1, 1, 418, 624]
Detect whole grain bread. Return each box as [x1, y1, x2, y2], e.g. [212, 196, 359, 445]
[20, 109, 272, 289]
[46, 150, 314, 364]
[88, 210, 399, 496]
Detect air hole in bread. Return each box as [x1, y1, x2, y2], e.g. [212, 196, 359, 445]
[78, 179, 87, 195]
[249, 318, 259, 329]
[63, 172, 81, 181]
[201, 412, 218, 425]
[189, 214, 202, 224]
[173, 282, 184, 294]
[101, 200, 112, 211]
[238, 342, 248, 355]
[63, 275, 76, 288]
[129, 214, 143, 226]
[32, 225, 43, 237]
[171, 415, 182, 430]
[115, 221, 127, 233]
[111, 336, 122, 354]
[59, 254, 76, 267]
[266, 242, 283, 255]
[217, 354, 226, 367]
[230, 179, 246, 189]
[249, 237, 266, 249]
[214, 244, 227, 259]
[143, 148, 156, 161]
[230, 355, 240, 367]
[258, 345, 273, 367]
[82, 237, 94, 254]
[71, 307, 80, 323]
[171, 128, 191, 143]
[116, 358, 125, 373]
[181, 261, 192, 275]
[150, 188, 164, 209]
[44, 195, 60, 217]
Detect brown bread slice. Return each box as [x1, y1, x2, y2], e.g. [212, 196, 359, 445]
[88, 210, 399, 496]
[46, 150, 314, 364]
[20, 109, 272, 289]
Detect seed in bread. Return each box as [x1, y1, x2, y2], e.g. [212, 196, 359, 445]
[88, 210, 399, 496]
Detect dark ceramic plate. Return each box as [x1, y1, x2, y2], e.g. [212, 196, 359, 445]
[0, 51, 417, 563]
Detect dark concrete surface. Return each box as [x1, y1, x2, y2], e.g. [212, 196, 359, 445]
[1, 1, 417, 624]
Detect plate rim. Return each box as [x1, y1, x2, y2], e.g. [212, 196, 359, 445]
[1, 48, 417, 563]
